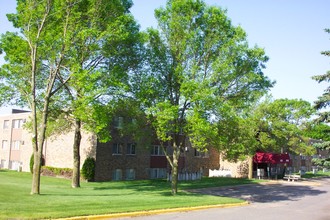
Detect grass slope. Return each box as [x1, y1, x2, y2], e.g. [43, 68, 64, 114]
[302, 170, 330, 179]
[0, 170, 258, 219]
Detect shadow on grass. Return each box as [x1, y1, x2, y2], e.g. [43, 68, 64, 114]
[91, 177, 260, 196]
[40, 192, 137, 197]
[93, 179, 170, 191]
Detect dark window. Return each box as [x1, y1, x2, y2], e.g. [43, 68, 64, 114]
[112, 143, 123, 155]
[151, 145, 165, 156]
[127, 143, 136, 155]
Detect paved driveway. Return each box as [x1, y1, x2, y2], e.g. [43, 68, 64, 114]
[190, 178, 326, 203]
[111, 178, 330, 220]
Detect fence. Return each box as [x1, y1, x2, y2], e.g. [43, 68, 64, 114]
[167, 172, 202, 181]
[209, 169, 232, 177]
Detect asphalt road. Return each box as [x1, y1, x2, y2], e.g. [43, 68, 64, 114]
[112, 177, 330, 220]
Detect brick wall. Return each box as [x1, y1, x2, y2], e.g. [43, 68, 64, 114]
[219, 154, 249, 178]
[44, 131, 96, 169]
[0, 112, 32, 171]
[0, 111, 224, 182]
[94, 140, 150, 181]
[183, 147, 220, 176]
[0, 111, 97, 172]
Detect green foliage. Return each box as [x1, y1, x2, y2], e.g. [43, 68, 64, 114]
[41, 166, 73, 178]
[304, 123, 330, 142]
[252, 98, 315, 155]
[138, 0, 273, 154]
[133, 0, 274, 194]
[81, 157, 95, 181]
[312, 158, 325, 167]
[30, 154, 46, 174]
[217, 110, 259, 161]
[312, 28, 330, 122]
[29, 154, 34, 174]
[312, 157, 330, 169]
[324, 160, 330, 169]
[1, 0, 144, 193]
[313, 141, 330, 150]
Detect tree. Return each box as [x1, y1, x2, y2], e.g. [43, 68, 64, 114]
[312, 28, 330, 150]
[0, 0, 73, 194]
[304, 123, 330, 143]
[135, 0, 273, 195]
[0, 0, 142, 193]
[50, 0, 142, 188]
[215, 107, 260, 179]
[253, 98, 315, 155]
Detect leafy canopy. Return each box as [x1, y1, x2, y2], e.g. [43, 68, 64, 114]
[136, 0, 273, 149]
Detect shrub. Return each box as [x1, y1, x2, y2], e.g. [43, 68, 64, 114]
[81, 157, 95, 181]
[41, 166, 73, 179]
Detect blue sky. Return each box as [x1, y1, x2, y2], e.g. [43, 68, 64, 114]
[1, 0, 329, 113]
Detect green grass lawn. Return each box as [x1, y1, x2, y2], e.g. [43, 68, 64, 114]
[302, 170, 330, 179]
[0, 170, 260, 219]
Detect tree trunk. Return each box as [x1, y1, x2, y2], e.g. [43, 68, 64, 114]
[171, 158, 178, 195]
[171, 145, 180, 195]
[30, 97, 40, 194]
[248, 156, 253, 179]
[72, 118, 81, 188]
[31, 95, 52, 194]
[31, 150, 41, 194]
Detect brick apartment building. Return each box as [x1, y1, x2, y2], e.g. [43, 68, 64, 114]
[0, 110, 220, 181]
[3, 109, 321, 181]
[0, 109, 96, 173]
[0, 110, 31, 171]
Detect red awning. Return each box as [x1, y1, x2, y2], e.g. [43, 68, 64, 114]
[253, 152, 290, 164]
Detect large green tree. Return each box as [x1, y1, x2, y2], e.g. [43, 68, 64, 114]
[135, 0, 273, 195]
[253, 98, 315, 155]
[51, 0, 142, 188]
[216, 107, 261, 179]
[0, 0, 141, 193]
[0, 0, 72, 194]
[311, 28, 330, 165]
[312, 28, 330, 146]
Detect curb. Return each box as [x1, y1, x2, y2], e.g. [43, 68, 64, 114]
[57, 202, 249, 220]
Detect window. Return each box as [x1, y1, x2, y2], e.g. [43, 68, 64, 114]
[112, 169, 122, 181]
[12, 140, 21, 150]
[151, 145, 165, 156]
[126, 169, 136, 180]
[3, 120, 9, 129]
[150, 168, 167, 179]
[194, 149, 209, 158]
[12, 119, 24, 129]
[112, 143, 122, 155]
[194, 149, 201, 157]
[126, 143, 136, 155]
[2, 140, 8, 150]
[113, 117, 123, 129]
